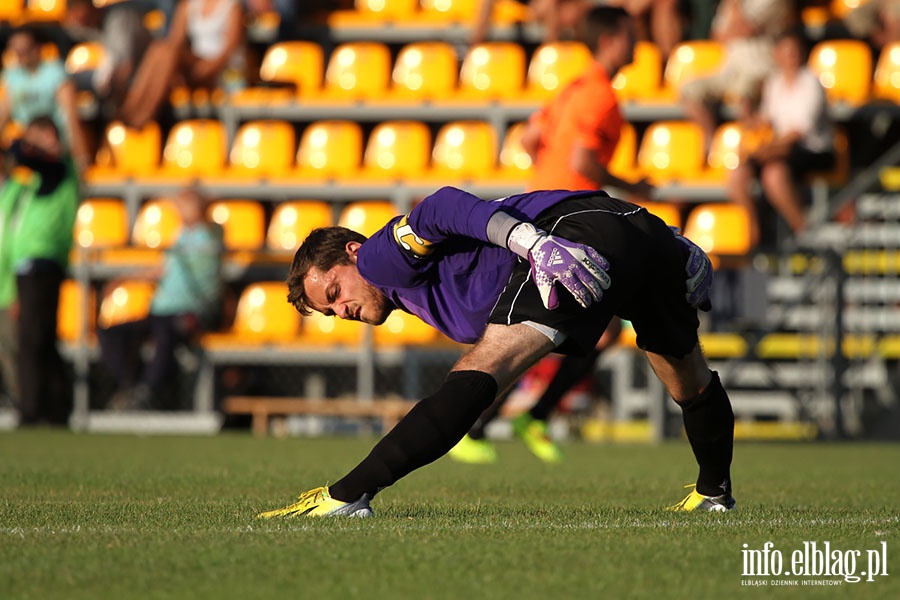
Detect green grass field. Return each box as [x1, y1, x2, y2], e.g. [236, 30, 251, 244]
[1, 431, 898, 599]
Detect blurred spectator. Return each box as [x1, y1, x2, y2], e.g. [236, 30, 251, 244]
[681, 0, 796, 153]
[844, 0, 900, 57]
[521, 4, 654, 199]
[118, 0, 245, 128]
[98, 188, 224, 411]
[609, 0, 689, 60]
[0, 26, 91, 175]
[0, 189, 19, 412]
[471, 0, 591, 44]
[728, 29, 834, 248]
[0, 116, 80, 426]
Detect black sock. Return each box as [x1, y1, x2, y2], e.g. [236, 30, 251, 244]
[529, 350, 600, 421]
[679, 371, 734, 497]
[468, 393, 508, 440]
[329, 371, 498, 501]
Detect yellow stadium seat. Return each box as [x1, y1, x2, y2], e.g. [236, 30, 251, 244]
[73, 198, 129, 251]
[294, 120, 363, 181]
[87, 121, 161, 181]
[703, 121, 743, 184]
[430, 121, 498, 180]
[266, 201, 334, 252]
[682, 203, 752, 262]
[232, 41, 323, 104]
[456, 42, 526, 101]
[658, 40, 724, 101]
[207, 200, 266, 252]
[808, 39, 872, 105]
[319, 42, 392, 102]
[24, 0, 66, 21]
[389, 41, 458, 102]
[612, 41, 663, 102]
[1, 120, 23, 149]
[495, 122, 533, 181]
[58, 279, 95, 343]
[419, 0, 479, 22]
[608, 121, 639, 180]
[634, 201, 681, 229]
[359, 120, 432, 181]
[158, 119, 227, 179]
[299, 311, 366, 346]
[98, 280, 156, 329]
[873, 42, 900, 102]
[204, 282, 300, 345]
[338, 201, 400, 238]
[65, 41, 105, 74]
[523, 41, 593, 102]
[0, 2, 22, 22]
[227, 120, 295, 179]
[328, 0, 419, 26]
[637, 121, 706, 184]
[132, 199, 182, 250]
[374, 311, 438, 346]
[832, 0, 868, 19]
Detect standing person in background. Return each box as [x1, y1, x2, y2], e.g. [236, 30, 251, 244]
[0, 26, 91, 176]
[450, 5, 651, 465]
[98, 188, 224, 411]
[471, 0, 591, 45]
[0, 116, 80, 426]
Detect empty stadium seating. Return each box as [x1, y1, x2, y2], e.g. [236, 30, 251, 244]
[338, 201, 400, 237]
[637, 121, 706, 184]
[359, 120, 432, 181]
[612, 41, 663, 102]
[429, 121, 498, 180]
[319, 42, 393, 102]
[158, 119, 227, 180]
[131, 198, 182, 250]
[73, 198, 129, 255]
[456, 42, 526, 101]
[207, 200, 266, 252]
[232, 41, 324, 104]
[522, 41, 593, 103]
[873, 42, 900, 103]
[226, 120, 296, 180]
[98, 280, 156, 329]
[682, 203, 752, 266]
[657, 40, 724, 101]
[266, 201, 334, 252]
[58, 279, 95, 344]
[808, 39, 872, 106]
[389, 41, 458, 102]
[294, 120, 363, 181]
[328, 0, 420, 26]
[203, 282, 301, 346]
[87, 121, 162, 183]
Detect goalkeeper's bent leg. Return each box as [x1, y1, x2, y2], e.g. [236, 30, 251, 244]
[329, 370, 498, 501]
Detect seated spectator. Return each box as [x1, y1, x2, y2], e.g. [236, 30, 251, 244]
[0, 26, 91, 175]
[471, 0, 591, 44]
[117, 0, 246, 128]
[610, 0, 689, 61]
[0, 116, 80, 426]
[727, 29, 834, 248]
[98, 188, 225, 411]
[681, 0, 795, 153]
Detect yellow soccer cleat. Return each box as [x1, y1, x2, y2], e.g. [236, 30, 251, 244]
[512, 413, 563, 463]
[257, 486, 374, 518]
[448, 434, 498, 464]
[666, 484, 736, 512]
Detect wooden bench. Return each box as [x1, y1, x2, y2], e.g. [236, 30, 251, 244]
[222, 396, 414, 436]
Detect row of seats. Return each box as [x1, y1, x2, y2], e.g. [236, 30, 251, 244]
[52, 36, 900, 109]
[81, 117, 846, 189]
[58, 278, 445, 348]
[74, 195, 752, 267]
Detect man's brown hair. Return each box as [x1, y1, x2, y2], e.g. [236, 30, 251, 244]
[286, 226, 367, 315]
[579, 5, 630, 54]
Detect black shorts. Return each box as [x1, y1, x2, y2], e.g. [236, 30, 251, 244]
[488, 195, 699, 357]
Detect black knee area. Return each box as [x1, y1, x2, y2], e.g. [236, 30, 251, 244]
[329, 371, 498, 501]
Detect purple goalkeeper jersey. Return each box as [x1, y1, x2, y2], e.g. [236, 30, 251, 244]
[356, 186, 603, 344]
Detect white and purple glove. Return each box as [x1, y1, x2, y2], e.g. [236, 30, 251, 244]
[507, 222, 611, 310]
[671, 227, 713, 312]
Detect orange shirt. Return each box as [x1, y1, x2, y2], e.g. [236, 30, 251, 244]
[528, 62, 623, 192]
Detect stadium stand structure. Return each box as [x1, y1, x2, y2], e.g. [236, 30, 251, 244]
[3, 2, 900, 438]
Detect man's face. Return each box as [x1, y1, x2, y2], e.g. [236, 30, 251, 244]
[302, 242, 393, 325]
[8, 33, 40, 71]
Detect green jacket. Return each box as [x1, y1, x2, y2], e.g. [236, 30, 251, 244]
[0, 162, 79, 308]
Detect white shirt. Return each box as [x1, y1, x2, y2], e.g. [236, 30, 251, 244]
[187, 0, 237, 60]
[760, 66, 834, 154]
